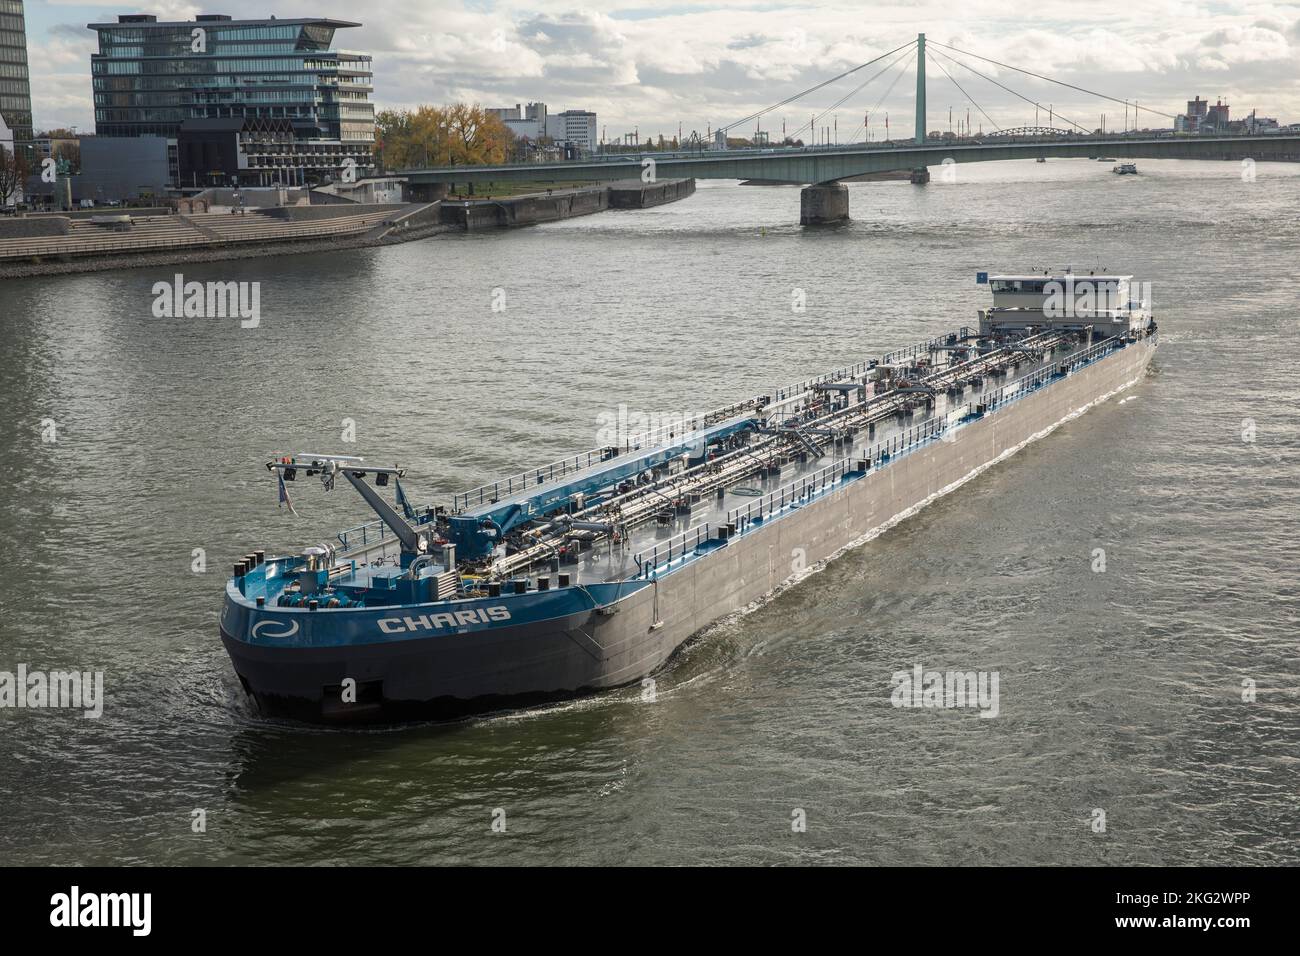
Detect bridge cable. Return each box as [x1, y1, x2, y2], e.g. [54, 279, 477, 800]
[716, 38, 916, 138]
[791, 45, 916, 143]
[929, 52, 1003, 133]
[928, 47, 1091, 134]
[929, 46, 1089, 134]
[838, 46, 919, 143]
[807, 46, 915, 142]
[868, 48, 919, 134]
[930, 40, 1178, 120]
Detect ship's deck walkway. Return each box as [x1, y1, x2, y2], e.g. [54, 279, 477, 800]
[565, 357, 1051, 585]
[570, 448, 848, 584]
[319, 338, 1080, 596]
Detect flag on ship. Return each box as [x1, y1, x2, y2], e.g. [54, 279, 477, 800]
[395, 478, 416, 520]
[278, 471, 298, 516]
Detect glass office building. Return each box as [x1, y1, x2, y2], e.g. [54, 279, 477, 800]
[88, 14, 374, 146]
[0, 0, 33, 158]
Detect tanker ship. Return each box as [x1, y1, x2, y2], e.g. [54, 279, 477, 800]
[220, 272, 1158, 721]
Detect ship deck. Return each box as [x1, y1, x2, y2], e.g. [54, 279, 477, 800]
[325, 343, 1065, 595]
[568, 388, 976, 586]
[543, 337, 1088, 586]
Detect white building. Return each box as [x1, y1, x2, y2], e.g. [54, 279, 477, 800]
[545, 110, 598, 153]
[488, 102, 549, 141]
[1245, 113, 1279, 134]
[489, 101, 599, 154]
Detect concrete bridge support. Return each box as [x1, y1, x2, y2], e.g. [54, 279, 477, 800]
[800, 182, 849, 225]
[407, 182, 450, 202]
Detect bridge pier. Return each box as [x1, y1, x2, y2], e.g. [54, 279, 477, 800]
[407, 182, 449, 202]
[800, 182, 849, 225]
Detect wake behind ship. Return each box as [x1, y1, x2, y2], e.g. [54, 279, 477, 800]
[220, 272, 1158, 721]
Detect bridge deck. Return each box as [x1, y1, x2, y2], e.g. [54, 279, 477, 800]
[402, 133, 1300, 185]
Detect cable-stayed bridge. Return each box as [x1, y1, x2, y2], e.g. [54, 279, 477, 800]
[402, 33, 1300, 223]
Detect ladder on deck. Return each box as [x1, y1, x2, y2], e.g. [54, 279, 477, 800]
[792, 428, 826, 459]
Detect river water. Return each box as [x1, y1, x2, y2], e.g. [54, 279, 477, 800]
[1, 158, 1297, 865]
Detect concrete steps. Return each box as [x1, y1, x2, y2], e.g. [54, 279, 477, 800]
[0, 208, 398, 261]
[185, 209, 395, 243]
[0, 215, 210, 260]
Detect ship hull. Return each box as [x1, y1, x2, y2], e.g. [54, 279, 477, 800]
[221, 337, 1156, 722]
[220, 588, 672, 721]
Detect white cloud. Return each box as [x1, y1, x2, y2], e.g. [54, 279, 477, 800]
[21, 0, 1300, 137]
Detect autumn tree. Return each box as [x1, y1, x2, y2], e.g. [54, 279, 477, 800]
[444, 104, 510, 165]
[375, 105, 511, 169]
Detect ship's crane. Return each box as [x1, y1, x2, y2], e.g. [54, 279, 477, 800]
[266, 455, 433, 567]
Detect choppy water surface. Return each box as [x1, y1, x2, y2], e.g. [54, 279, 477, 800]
[1, 159, 1297, 865]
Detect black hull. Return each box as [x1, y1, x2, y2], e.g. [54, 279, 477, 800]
[218, 597, 660, 724]
[238, 680, 607, 724]
[221, 338, 1156, 725]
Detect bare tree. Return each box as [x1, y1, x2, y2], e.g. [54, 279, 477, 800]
[0, 144, 27, 205]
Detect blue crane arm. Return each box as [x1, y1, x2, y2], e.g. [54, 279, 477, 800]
[448, 414, 758, 559]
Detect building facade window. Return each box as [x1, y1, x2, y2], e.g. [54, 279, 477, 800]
[87, 14, 375, 153]
[0, 0, 32, 157]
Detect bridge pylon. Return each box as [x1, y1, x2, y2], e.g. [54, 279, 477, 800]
[915, 33, 926, 146]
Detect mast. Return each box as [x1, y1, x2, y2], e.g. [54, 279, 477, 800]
[267, 455, 431, 564]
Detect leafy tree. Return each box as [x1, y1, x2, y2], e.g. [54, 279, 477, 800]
[376, 105, 510, 169]
[444, 104, 510, 165]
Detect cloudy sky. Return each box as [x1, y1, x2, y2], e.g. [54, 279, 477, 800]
[22, 1, 1300, 139]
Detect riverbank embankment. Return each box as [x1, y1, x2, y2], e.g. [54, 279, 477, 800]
[0, 179, 697, 279]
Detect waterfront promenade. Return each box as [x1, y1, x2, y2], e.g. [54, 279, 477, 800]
[0, 180, 697, 278]
[0, 203, 437, 276]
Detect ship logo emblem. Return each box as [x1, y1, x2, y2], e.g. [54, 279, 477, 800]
[251, 619, 300, 640]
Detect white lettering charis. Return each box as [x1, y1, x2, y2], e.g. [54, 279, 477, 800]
[377, 606, 512, 634]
